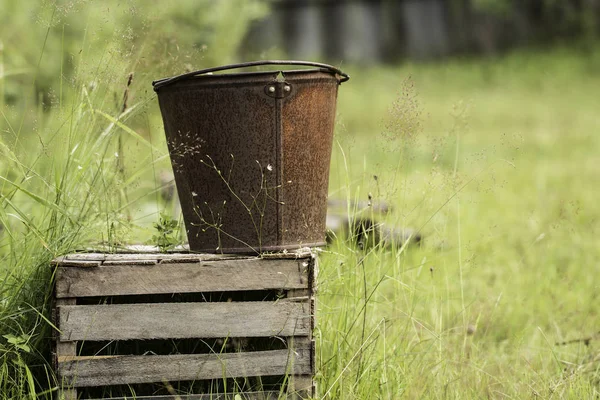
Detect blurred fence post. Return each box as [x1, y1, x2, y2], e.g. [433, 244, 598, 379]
[400, 0, 450, 60]
[323, 0, 383, 64]
[283, 0, 325, 60]
[240, 0, 597, 63]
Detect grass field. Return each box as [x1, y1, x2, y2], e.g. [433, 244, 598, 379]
[318, 47, 600, 399]
[1, 3, 600, 397]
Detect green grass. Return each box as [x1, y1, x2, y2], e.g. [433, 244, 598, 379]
[319, 46, 600, 398]
[1, 2, 600, 397]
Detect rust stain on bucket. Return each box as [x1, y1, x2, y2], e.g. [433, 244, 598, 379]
[153, 61, 348, 253]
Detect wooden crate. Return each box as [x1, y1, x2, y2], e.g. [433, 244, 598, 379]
[51, 249, 317, 400]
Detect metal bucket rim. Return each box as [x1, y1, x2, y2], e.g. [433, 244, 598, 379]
[153, 69, 340, 92]
[153, 60, 349, 91]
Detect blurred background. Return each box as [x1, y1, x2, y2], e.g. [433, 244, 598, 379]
[245, 0, 600, 62]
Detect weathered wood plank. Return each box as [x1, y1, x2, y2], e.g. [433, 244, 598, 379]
[260, 248, 315, 259]
[288, 375, 314, 393]
[310, 339, 316, 375]
[58, 355, 118, 362]
[309, 255, 318, 296]
[55, 259, 308, 298]
[86, 254, 221, 263]
[59, 301, 311, 341]
[59, 253, 245, 263]
[53, 249, 314, 266]
[51, 258, 102, 268]
[285, 296, 310, 303]
[102, 259, 158, 266]
[55, 299, 77, 358]
[286, 337, 314, 376]
[56, 299, 77, 400]
[89, 391, 305, 400]
[59, 346, 312, 387]
[287, 290, 310, 300]
[56, 340, 77, 360]
[286, 257, 312, 301]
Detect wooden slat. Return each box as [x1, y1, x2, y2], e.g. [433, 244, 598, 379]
[56, 252, 247, 264]
[55, 300, 77, 357]
[54, 254, 106, 262]
[260, 248, 315, 259]
[309, 255, 318, 296]
[287, 290, 310, 300]
[55, 299, 78, 400]
[54, 248, 314, 261]
[59, 346, 312, 387]
[89, 392, 290, 400]
[102, 259, 158, 266]
[59, 301, 310, 341]
[53, 250, 314, 267]
[289, 375, 314, 393]
[56, 259, 308, 298]
[97, 253, 243, 262]
[51, 257, 102, 268]
[286, 338, 314, 379]
[58, 355, 118, 362]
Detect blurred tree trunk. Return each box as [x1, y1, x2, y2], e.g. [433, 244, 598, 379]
[380, 0, 406, 62]
[582, 0, 600, 45]
[283, 0, 325, 60]
[400, 0, 450, 60]
[244, 0, 600, 63]
[447, 0, 474, 54]
[322, 0, 383, 64]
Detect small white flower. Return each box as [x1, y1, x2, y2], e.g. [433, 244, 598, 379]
[115, 152, 119, 157]
[266, 164, 273, 172]
[191, 191, 198, 197]
[77, 165, 83, 170]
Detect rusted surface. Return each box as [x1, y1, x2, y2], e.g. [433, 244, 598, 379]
[280, 72, 338, 246]
[155, 65, 346, 253]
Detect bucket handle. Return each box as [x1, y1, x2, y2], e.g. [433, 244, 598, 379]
[152, 60, 349, 91]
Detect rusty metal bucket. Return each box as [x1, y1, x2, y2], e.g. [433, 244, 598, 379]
[153, 61, 349, 253]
